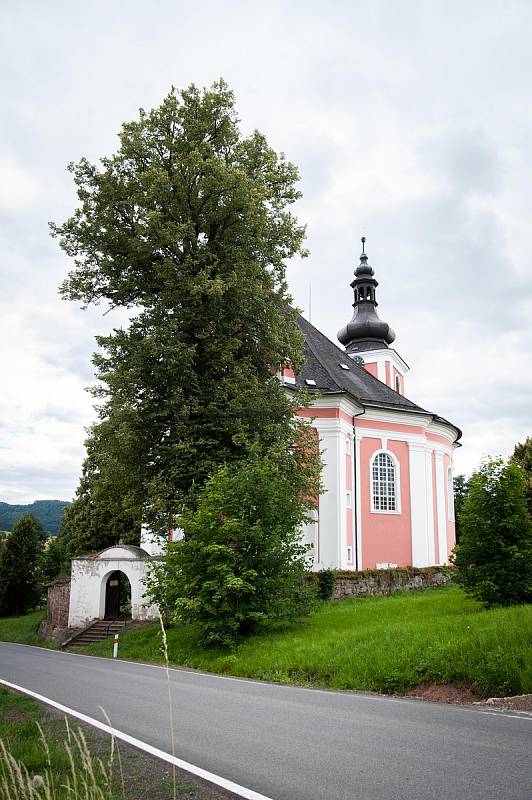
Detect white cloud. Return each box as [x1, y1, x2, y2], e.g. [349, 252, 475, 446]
[1, 0, 531, 501]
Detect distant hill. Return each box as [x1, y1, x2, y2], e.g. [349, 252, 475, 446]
[0, 500, 71, 535]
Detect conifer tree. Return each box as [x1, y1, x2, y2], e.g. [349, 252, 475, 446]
[0, 515, 45, 616]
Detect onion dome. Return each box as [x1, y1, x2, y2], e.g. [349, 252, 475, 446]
[337, 237, 396, 353]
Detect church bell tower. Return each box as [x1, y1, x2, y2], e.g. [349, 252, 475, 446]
[337, 238, 409, 394]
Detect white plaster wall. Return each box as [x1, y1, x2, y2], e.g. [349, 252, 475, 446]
[408, 443, 431, 567]
[301, 508, 319, 569]
[140, 526, 165, 556]
[425, 449, 436, 565]
[314, 419, 343, 569]
[68, 553, 159, 627]
[435, 452, 448, 565]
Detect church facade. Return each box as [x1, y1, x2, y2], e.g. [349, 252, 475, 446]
[283, 239, 460, 571]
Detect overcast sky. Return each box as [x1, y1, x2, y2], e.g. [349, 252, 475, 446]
[1, 0, 531, 504]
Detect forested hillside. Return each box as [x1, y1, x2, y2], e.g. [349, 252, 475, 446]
[0, 500, 70, 535]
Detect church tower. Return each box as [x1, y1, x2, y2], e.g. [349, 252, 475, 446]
[337, 238, 409, 394]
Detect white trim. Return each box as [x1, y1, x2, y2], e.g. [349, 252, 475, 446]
[0, 680, 272, 800]
[425, 450, 435, 565]
[435, 453, 448, 565]
[369, 448, 401, 515]
[408, 443, 430, 567]
[355, 433, 363, 569]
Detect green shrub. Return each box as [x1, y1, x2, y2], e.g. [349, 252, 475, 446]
[148, 444, 319, 646]
[451, 457, 532, 607]
[317, 569, 336, 599]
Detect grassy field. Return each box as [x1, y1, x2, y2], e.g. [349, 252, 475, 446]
[0, 687, 230, 799]
[0, 609, 50, 646]
[1, 587, 530, 698]
[75, 586, 532, 698]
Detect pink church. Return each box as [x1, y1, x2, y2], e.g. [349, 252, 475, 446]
[283, 239, 461, 571]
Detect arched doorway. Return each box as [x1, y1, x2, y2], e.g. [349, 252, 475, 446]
[104, 571, 132, 620]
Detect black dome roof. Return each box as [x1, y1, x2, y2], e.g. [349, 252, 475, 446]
[337, 238, 395, 352]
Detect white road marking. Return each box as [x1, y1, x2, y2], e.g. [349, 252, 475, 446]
[0, 678, 274, 800]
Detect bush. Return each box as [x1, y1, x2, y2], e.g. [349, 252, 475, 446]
[148, 446, 319, 646]
[451, 457, 532, 607]
[317, 569, 336, 600]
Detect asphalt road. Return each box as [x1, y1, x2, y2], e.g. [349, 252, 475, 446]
[0, 643, 531, 800]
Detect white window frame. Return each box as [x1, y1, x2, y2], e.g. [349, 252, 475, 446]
[447, 467, 454, 521]
[370, 449, 401, 515]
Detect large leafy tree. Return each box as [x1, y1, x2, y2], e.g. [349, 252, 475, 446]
[52, 80, 313, 535]
[512, 437, 532, 515]
[452, 474, 469, 543]
[0, 516, 46, 616]
[452, 458, 532, 607]
[60, 414, 142, 557]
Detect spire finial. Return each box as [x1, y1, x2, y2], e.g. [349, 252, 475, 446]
[361, 236, 366, 254]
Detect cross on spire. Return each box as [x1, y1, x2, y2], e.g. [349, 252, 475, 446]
[361, 236, 366, 253]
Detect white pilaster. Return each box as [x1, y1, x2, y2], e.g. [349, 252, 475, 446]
[435, 452, 447, 565]
[425, 450, 435, 565]
[314, 420, 344, 569]
[408, 443, 430, 566]
[355, 432, 363, 570]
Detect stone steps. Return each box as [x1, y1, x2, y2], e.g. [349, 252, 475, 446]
[64, 619, 128, 648]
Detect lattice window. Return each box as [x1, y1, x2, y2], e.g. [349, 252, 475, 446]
[372, 452, 397, 511]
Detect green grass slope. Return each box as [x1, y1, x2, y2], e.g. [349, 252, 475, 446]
[0, 609, 48, 646]
[77, 586, 532, 697]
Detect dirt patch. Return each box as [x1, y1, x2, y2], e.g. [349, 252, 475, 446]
[406, 683, 484, 704]
[406, 685, 532, 714]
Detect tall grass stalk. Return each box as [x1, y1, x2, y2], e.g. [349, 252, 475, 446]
[158, 609, 177, 800]
[99, 707, 125, 798]
[0, 719, 118, 800]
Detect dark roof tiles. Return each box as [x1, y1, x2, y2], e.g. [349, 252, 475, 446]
[294, 316, 460, 440]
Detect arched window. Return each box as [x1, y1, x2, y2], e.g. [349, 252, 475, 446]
[371, 451, 399, 512]
[447, 467, 454, 520]
[395, 374, 401, 393]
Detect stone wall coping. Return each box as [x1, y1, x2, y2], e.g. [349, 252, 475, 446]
[46, 576, 71, 587]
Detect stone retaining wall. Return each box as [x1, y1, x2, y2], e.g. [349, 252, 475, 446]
[39, 577, 72, 642]
[47, 577, 71, 626]
[311, 567, 451, 599]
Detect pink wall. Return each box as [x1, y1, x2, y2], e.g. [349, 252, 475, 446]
[297, 407, 353, 425]
[385, 361, 391, 387]
[364, 362, 378, 378]
[356, 418, 423, 436]
[360, 437, 412, 569]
